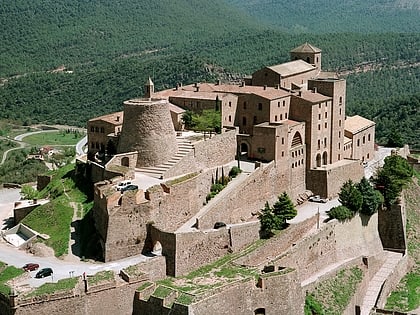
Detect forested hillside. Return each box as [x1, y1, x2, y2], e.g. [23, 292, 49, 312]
[225, 0, 420, 33]
[0, 0, 419, 147]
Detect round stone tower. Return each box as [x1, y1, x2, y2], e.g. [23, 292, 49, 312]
[117, 98, 178, 168]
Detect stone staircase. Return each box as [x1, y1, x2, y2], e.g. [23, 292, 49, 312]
[360, 251, 404, 315]
[135, 138, 193, 179]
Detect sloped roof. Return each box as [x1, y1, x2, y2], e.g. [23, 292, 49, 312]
[268, 60, 316, 77]
[295, 90, 331, 103]
[290, 43, 322, 53]
[345, 115, 375, 134]
[89, 111, 123, 124]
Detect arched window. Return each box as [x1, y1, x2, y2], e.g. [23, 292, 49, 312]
[316, 154, 321, 167]
[291, 132, 303, 148]
[121, 157, 129, 167]
[322, 151, 328, 165]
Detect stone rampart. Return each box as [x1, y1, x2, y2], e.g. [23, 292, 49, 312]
[378, 200, 406, 253]
[274, 213, 383, 282]
[196, 161, 303, 230]
[234, 215, 318, 268]
[163, 129, 237, 179]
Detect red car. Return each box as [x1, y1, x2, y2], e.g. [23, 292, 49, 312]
[23, 263, 39, 271]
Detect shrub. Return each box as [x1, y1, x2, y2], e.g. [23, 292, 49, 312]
[327, 206, 354, 222]
[228, 166, 242, 178]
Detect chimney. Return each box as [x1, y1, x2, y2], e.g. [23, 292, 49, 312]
[263, 85, 267, 90]
[175, 83, 179, 90]
[216, 80, 221, 85]
[194, 82, 198, 87]
[240, 81, 245, 87]
[298, 91, 302, 97]
[313, 87, 317, 93]
[116, 116, 120, 122]
[195, 86, 199, 92]
[276, 84, 280, 89]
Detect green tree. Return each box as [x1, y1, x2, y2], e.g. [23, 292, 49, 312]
[373, 155, 413, 205]
[182, 110, 194, 129]
[386, 128, 404, 148]
[273, 192, 297, 227]
[20, 184, 41, 200]
[356, 177, 381, 215]
[258, 202, 280, 237]
[338, 180, 363, 213]
[327, 205, 354, 222]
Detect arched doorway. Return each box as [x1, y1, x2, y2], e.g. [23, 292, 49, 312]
[240, 142, 249, 157]
[152, 241, 162, 255]
[316, 154, 321, 167]
[254, 308, 266, 315]
[322, 151, 328, 165]
[121, 157, 129, 167]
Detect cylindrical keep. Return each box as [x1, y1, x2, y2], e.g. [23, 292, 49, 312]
[118, 98, 178, 167]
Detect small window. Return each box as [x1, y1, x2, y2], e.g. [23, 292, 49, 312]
[363, 136, 366, 144]
[278, 102, 280, 107]
[324, 137, 327, 147]
[283, 100, 286, 107]
[339, 108, 342, 115]
[319, 103, 321, 109]
[317, 140, 320, 150]
[325, 122, 327, 129]
[242, 117, 247, 126]
[90, 126, 94, 132]
[229, 101, 231, 107]
[339, 120, 342, 127]
[318, 114, 321, 120]
[280, 114, 283, 120]
[228, 115, 232, 122]
[275, 115, 278, 121]
[100, 127, 105, 133]
[325, 112, 327, 118]
[258, 103, 262, 111]
[253, 116, 257, 124]
[282, 137, 284, 145]
[368, 134, 371, 141]
[243, 102, 247, 109]
[339, 131, 341, 138]
[339, 96, 343, 105]
[95, 127, 99, 132]
[285, 113, 288, 119]
[318, 124, 321, 131]
[357, 139, 360, 146]
[282, 151, 284, 157]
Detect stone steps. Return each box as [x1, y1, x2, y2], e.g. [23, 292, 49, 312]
[136, 138, 193, 179]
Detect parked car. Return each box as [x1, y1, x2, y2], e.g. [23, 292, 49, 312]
[121, 184, 138, 193]
[23, 263, 39, 271]
[35, 267, 53, 278]
[115, 180, 132, 191]
[308, 195, 328, 203]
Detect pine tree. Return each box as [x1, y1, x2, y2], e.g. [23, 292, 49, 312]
[273, 192, 297, 227]
[338, 180, 363, 213]
[356, 177, 381, 215]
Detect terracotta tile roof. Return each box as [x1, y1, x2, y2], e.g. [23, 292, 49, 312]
[89, 111, 123, 124]
[345, 115, 375, 134]
[268, 60, 315, 77]
[290, 43, 321, 53]
[155, 83, 290, 101]
[294, 90, 331, 103]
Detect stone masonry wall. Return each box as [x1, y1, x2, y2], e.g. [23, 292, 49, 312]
[163, 129, 237, 179]
[196, 161, 305, 230]
[378, 200, 406, 252]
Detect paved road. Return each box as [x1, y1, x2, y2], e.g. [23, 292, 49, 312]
[75, 136, 87, 156]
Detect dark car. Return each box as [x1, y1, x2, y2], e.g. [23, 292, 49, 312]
[121, 184, 138, 192]
[35, 268, 53, 278]
[23, 263, 39, 271]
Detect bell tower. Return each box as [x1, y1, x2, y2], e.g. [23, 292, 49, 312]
[290, 43, 322, 71]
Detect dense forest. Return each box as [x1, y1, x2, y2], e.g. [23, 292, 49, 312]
[226, 0, 420, 33]
[0, 0, 419, 147]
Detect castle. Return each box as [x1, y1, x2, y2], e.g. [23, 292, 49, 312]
[79, 44, 381, 313]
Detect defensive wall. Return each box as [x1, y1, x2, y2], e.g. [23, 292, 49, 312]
[0, 256, 166, 315]
[133, 268, 304, 315]
[378, 200, 406, 253]
[163, 128, 238, 179]
[307, 158, 364, 198]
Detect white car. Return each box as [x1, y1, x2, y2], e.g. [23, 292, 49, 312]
[115, 180, 132, 191]
[308, 195, 328, 203]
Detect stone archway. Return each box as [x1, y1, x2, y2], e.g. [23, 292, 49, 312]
[254, 308, 266, 315]
[240, 142, 249, 157]
[121, 156, 129, 167]
[152, 241, 162, 255]
[316, 153, 321, 167]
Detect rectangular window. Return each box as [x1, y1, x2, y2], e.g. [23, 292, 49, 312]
[258, 103, 262, 111]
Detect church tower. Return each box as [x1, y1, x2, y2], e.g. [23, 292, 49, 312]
[144, 77, 154, 99]
[290, 43, 322, 71]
